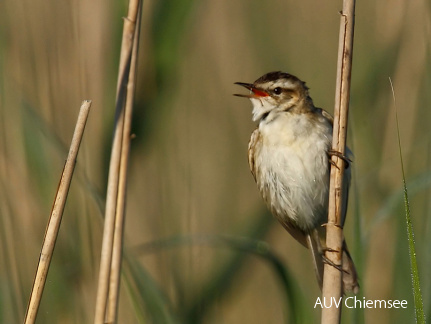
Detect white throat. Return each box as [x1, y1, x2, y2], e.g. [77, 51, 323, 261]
[250, 98, 273, 122]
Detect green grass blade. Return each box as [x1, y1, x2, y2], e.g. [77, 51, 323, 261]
[123, 252, 181, 324]
[134, 212, 311, 324]
[391, 78, 426, 324]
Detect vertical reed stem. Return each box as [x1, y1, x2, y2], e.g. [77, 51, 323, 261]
[321, 1, 356, 323]
[105, 2, 142, 322]
[93, 0, 141, 323]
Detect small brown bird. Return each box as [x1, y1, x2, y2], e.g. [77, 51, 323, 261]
[235, 71, 358, 294]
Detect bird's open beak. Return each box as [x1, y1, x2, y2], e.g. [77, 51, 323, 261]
[234, 82, 269, 98]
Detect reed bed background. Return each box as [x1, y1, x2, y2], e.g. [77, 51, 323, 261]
[1, 0, 430, 323]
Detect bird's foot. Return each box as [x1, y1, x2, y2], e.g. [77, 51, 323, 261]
[321, 222, 343, 229]
[322, 255, 348, 274]
[328, 150, 351, 169]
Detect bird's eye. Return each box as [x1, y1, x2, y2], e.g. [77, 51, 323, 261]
[273, 87, 282, 95]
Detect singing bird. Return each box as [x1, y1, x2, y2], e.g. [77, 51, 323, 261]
[235, 71, 358, 293]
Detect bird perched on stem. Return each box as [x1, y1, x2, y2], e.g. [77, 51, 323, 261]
[234, 71, 359, 294]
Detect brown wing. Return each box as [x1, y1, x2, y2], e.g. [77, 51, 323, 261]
[248, 128, 260, 182]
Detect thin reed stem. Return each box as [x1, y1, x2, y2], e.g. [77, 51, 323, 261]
[105, 3, 142, 323]
[23, 100, 92, 324]
[93, 0, 142, 323]
[321, 1, 356, 323]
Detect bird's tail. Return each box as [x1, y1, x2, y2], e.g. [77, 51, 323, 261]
[307, 231, 359, 294]
[341, 241, 359, 294]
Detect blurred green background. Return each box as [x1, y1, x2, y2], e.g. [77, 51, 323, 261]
[1, 0, 430, 323]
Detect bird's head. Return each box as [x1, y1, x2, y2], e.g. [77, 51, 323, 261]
[235, 71, 312, 122]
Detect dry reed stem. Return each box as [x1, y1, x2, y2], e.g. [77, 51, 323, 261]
[105, 3, 142, 323]
[321, 1, 356, 323]
[93, 0, 141, 323]
[23, 100, 92, 324]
